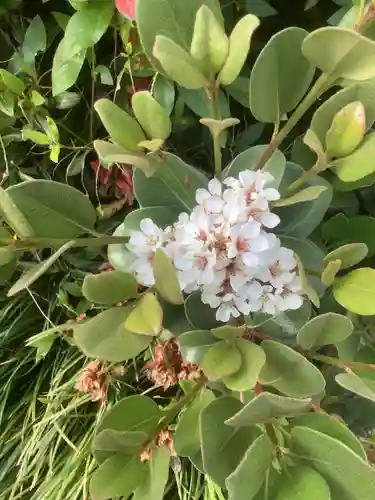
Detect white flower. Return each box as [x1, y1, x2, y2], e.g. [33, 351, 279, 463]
[125, 169, 306, 322]
[127, 218, 165, 255]
[196, 178, 224, 214]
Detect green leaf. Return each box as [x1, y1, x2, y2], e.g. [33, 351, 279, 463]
[94, 99, 146, 152]
[190, 5, 228, 76]
[125, 293, 163, 336]
[153, 249, 183, 305]
[90, 454, 147, 500]
[200, 117, 240, 136]
[226, 76, 250, 108]
[276, 162, 332, 238]
[82, 271, 138, 305]
[224, 145, 286, 188]
[95, 395, 160, 437]
[302, 27, 375, 81]
[94, 65, 113, 86]
[323, 215, 375, 256]
[333, 268, 375, 315]
[223, 339, 266, 391]
[274, 466, 331, 500]
[153, 36, 207, 89]
[133, 447, 170, 500]
[133, 152, 208, 212]
[184, 291, 221, 330]
[335, 372, 375, 403]
[201, 340, 241, 381]
[310, 81, 375, 146]
[179, 86, 230, 122]
[200, 396, 262, 488]
[219, 14, 259, 86]
[274, 186, 327, 208]
[5, 180, 96, 238]
[291, 426, 375, 498]
[279, 236, 324, 274]
[152, 74, 175, 116]
[107, 222, 136, 273]
[0, 185, 33, 237]
[260, 339, 326, 397]
[7, 241, 74, 297]
[296, 255, 320, 308]
[22, 15, 46, 62]
[94, 429, 147, 456]
[52, 1, 113, 95]
[73, 307, 152, 362]
[321, 260, 341, 286]
[334, 132, 375, 182]
[297, 313, 353, 350]
[22, 128, 51, 145]
[174, 389, 215, 456]
[132, 91, 171, 141]
[0, 69, 25, 95]
[66, 151, 88, 176]
[136, 0, 223, 73]
[249, 28, 315, 124]
[212, 325, 245, 340]
[226, 434, 273, 500]
[245, 0, 277, 17]
[179, 330, 217, 364]
[226, 392, 311, 427]
[324, 243, 368, 269]
[93, 140, 155, 176]
[0, 90, 15, 117]
[291, 412, 366, 460]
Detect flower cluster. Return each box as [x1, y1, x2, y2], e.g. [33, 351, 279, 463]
[127, 170, 304, 322]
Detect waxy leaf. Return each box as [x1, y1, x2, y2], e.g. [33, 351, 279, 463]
[82, 271, 138, 305]
[226, 434, 273, 500]
[291, 412, 366, 459]
[136, 0, 223, 73]
[223, 339, 266, 391]
[200, 396, 261, 488]
[334, 132, 375, 182]
[333, 268, 375, 315]
[226, 392, 311, 427]
[250, 28, 315, 124]
[219, 14, 260, 86]
[174, 389, 214, 456]
[335, 372, 375, 403]
[324, 243, 368, 269]
[291, 426, 375, 498]
[132, 91, 171, 141]
[274, 467, 330, 500]
[273, 186, 327, 208]
[190, 5, 228, 76]
[73, 307, 152, 362]
[125, 293, 163, 336]
[133, 447, 170, 500]
[94, 99, 146, 152]
[302, 27, 375, 81]
[201, 340, 241, 381]
[179, 330, 217, 364]
[153, 249, 183, 305]
[153, 36, 207, 89]
[260, 340, 326, 397]
[297, 313, 353, 350]
[321, 260, 341, 286]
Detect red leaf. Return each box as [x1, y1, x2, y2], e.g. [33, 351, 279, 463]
[115, 0, 136, 20]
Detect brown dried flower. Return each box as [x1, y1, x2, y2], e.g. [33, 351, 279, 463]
[144, 338, 201, 390]
[76, 361, 108, 405]
[140, 429, 175, 463]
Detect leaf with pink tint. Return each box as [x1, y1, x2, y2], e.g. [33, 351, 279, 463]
[115, 0, 136, 20]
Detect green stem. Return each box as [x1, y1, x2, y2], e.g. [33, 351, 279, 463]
[143, 376, 207, 448]
[309, 353, 375, 373]
[254, 73, 332, 171]
[286, 164, 327, 194]
[0, 235, 129, 250]
[207, 87, 222, 179]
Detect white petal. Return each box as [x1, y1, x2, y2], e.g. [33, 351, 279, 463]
[196, 188, 210, 204]
[261, 212, 280, 228]
[205, 196, 224, 213]
[216, 304, 231, 323]
[250, 234, 270, 253]
[208, 178, 222, 196]
[242, 252, 259, 267]
[262, 188, 280, 201]
[239, 170, 256, 188]
[283, 293, 303, 310]
[140, 218, 157, 236]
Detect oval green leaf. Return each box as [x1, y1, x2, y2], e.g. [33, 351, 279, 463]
[82, 271, 138, 305]
[201, 340, 241, 381]
[297, 313, 354, 350]
[324, 243, 368, 269]
[132, 91, 171, 141]
[125, 293, 163, 336]
[333, 268, 375, 316]
[153, 249, 183, 305]
[223, 339, 266, 391]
